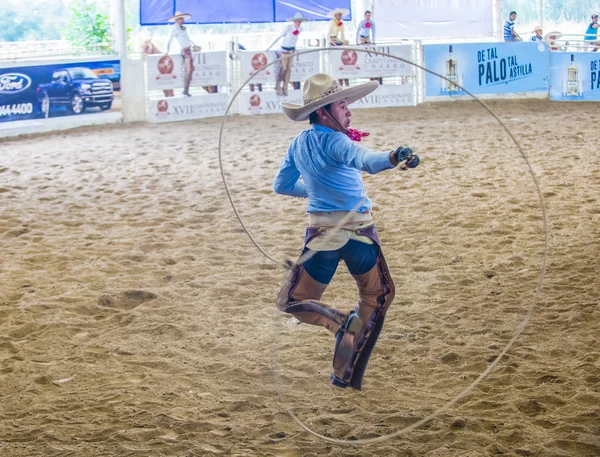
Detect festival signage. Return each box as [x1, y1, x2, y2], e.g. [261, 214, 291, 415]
[352, 83, 416, 109]
[240, 90, 303, 115]
[240, 50, 321, 86]
[239, 51, 278, 85]
[289, 51, 321, 82]
[330, 45, 414, 80]
[148, 93, 229, 123]
[424, 42, 549, 97]
[0, 58, 120, 123]
[549, 52, 600, 101]
[146, 51, 228, 90]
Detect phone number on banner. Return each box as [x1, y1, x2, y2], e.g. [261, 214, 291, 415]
[0, 103, 34, 116]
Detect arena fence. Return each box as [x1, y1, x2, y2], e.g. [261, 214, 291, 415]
[1, 40, 599, 135]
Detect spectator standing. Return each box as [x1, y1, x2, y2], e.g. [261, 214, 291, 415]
[584, 14, 599, 51]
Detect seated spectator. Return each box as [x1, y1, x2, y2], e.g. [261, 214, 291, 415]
[503, 11, 520, 42]
[531, 25, 544, 41]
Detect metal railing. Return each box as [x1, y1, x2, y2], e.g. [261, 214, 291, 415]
[0, 40, 114, 61]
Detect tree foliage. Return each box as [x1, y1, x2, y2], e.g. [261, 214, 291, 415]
[0, 0, 66, 42]
[63, 0, 112, 49]
[502, 0, 599, 23]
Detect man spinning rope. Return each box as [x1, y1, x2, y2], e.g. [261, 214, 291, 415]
[267, 12, 309, 96]
[273, 73, 419, 389]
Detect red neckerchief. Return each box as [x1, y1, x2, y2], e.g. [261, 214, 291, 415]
[337, 21, 343, 26]
[293, 29, 300, 35]
[365, 21, 372, 28]
[346, 128, 369, 142]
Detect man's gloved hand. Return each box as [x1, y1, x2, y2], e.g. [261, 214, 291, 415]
[394, 147, 420, 169]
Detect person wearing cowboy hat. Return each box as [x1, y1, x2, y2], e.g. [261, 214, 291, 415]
[274, 73, 419, 390]
[531, 25, 544, 41]
[267, 12, 310, 96]
[584, 14, 599, 51]
[328, 7, 351, 86]
[166, 12, 196, 96]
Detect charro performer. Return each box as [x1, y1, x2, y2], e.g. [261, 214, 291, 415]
[327, 7, 350, 87]
[273, 73, 419, 389]
[356, 10, 376, 45]
[356, 10, 382, 85]
[267, 12, 309, 96]
[166, 11, 196, 96]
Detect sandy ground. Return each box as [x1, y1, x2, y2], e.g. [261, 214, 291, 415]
[0, 99, 599, 457]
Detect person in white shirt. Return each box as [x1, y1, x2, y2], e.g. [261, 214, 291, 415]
[166, 11, 196, 96]
[267, 12, 309, 96]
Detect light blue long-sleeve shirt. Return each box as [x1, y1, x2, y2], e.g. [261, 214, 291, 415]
[356, 19, 376, 43]
[273, 124, 394, 213]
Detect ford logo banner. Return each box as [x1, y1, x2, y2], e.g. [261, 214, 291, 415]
[0, 73, 32, 94]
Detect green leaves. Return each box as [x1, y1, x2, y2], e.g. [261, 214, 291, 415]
[63, 0, 112, 51]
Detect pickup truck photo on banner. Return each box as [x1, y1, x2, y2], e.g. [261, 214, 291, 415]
[424, 42, 549, 97]
[0, 58, 120, 123]
[549, 52, 600, 101]
[239, 50, 320, 85]
[146, 52, 228, 91]
[330, 45, 414, 80]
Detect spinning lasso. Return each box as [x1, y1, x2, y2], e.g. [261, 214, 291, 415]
[217, 47, 548, 446]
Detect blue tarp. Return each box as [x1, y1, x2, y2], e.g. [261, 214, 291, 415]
[139, 0, 351, 25]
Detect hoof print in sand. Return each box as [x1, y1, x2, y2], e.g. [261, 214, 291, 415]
[98, 290, 157, 310]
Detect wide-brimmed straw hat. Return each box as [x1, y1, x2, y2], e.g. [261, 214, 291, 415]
[532, 25, 542, 32]
[281, 73, 378, 122]
[327, 8, 350, 18]
[544, 31, 562, 41]
[287, 12, 309, 22]
[168, 11, 191, 22]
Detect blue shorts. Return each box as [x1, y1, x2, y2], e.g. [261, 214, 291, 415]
[302, 240, 379, 284]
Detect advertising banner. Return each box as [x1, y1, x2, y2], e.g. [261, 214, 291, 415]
[239, 51, 278, 85]
[239, 90, 303, 115]
[148, 93, 229, 123]
[239, 83, 415, 116]
[0, 58, 120, 123]
[373, 0, 494, 39]
[352, 83, 416, 109]
[549, 52, 600, 101]
[330, 45, 414, 80]
[424, 42, 549, 97]
[146, 51, 228, 90]
[239, 50, 320, 85]
[139, 0, 350, 25]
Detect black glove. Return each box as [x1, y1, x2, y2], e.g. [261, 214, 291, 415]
[394, 146, 419, 169]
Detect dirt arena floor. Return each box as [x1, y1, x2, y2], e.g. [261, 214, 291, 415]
[0, 99, 599, 456]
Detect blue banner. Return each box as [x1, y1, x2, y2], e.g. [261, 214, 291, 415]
[0, 60, 120, 123]
[139, 0, 351, 25]
[549, 52, 600, 101]
[424, 42, 549, 97]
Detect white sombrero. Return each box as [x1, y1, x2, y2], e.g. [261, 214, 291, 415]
[287, 12, 309, 22]
[168, 11, 191, 22]
[544, 31, 562, 41]
[281, 73, 378, 122]
[327, 8, 350, 18]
